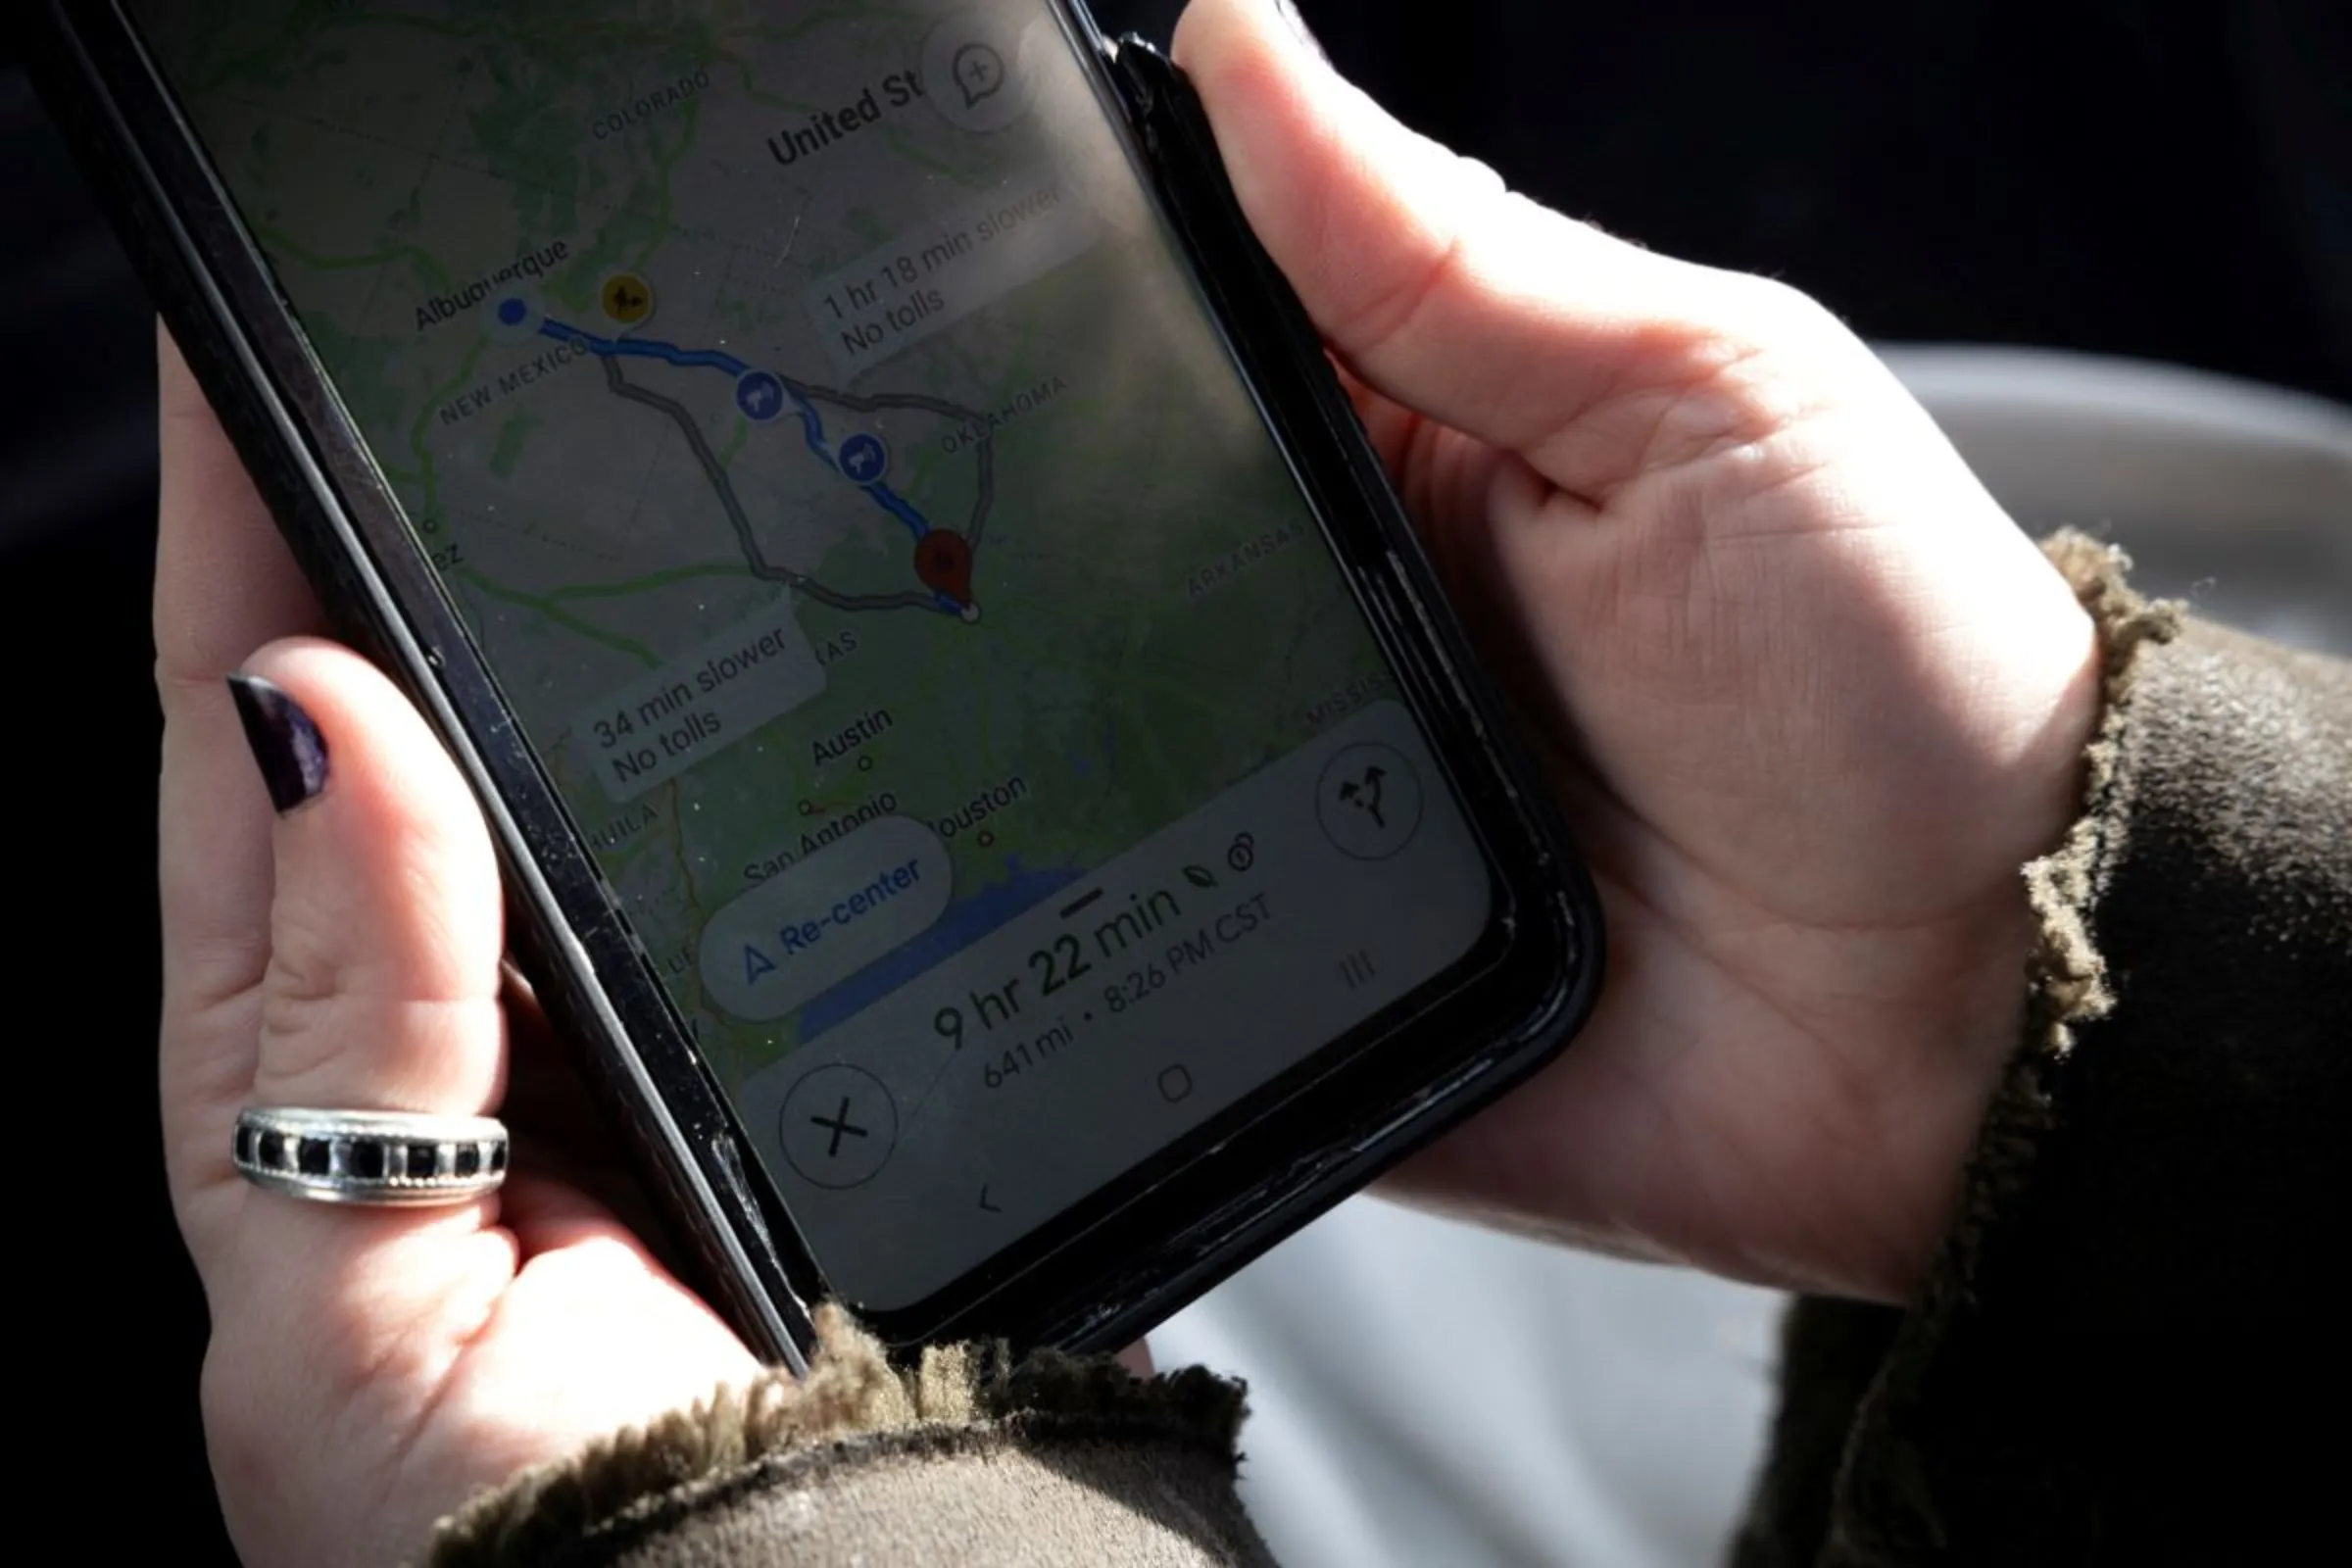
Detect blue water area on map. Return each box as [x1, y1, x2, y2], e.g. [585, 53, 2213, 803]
[795, 857, 1085, 1042]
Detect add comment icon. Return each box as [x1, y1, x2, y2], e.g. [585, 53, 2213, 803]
[922, 10, 1031, 134]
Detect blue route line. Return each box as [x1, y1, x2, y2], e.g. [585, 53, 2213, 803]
[539, 316, 938, 547]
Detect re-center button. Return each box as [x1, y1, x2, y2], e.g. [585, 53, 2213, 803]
[699, 815, 953, 1020]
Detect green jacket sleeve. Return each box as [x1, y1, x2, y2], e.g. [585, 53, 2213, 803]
[1737, 536, 2352, 1566]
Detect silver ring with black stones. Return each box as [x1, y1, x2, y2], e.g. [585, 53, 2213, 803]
[232, 1107, 508, 1205]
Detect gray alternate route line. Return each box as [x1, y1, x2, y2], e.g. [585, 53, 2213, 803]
[600, 356, 948, 614]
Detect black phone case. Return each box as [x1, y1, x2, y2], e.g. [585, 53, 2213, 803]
[30, 2, 1603, 1365]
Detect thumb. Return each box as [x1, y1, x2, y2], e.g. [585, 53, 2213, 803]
[232, 637, 507, 1123]
[198, 639, 521, 1522]
[1173, 0, 1866, 501]
[198, 636, 516, 1345]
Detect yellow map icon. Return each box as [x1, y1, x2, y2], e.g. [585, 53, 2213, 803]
[600, 272, 655, 325]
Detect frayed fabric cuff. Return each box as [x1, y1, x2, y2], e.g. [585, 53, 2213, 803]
[426, 1305, 1269, 1568]
[1740, 525, 2352, 1563]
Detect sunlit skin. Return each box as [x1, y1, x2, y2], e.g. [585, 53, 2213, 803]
[1182, 4, 2098, 1301]
[155, 2, 2096, 1562]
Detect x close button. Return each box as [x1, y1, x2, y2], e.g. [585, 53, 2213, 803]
[779, 1063, 899, 1189]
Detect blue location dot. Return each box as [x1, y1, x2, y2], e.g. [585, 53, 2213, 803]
[484, 293, 543, 343]
[838, 433, 890, 487]
[736, 369, 787, 422]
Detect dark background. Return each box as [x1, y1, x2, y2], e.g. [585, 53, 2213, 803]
[6, 2, 2344, 1559]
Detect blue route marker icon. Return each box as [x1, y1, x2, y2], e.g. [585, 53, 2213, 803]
[485, 294, 543, 344]
[735, 369, 787, 422]
[838, 433, 890, 487]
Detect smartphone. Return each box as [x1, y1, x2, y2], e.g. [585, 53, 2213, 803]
[34, 0, 1602, 1364]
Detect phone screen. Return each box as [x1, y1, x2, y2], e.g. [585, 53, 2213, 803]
[134, 0, 1495, 1310]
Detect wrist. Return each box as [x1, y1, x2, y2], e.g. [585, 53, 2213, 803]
[1866, 532, 2163, 1304]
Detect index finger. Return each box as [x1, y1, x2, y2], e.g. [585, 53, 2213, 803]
[155, 327, 329, 1207]
[154, 327, 325, 697]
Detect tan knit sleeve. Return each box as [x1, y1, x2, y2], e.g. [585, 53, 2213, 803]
[425, 1306, 1275, 1568]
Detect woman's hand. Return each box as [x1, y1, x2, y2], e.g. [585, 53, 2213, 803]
[1177, 0, 2101, 1302]
[155, 334, 760, 1568]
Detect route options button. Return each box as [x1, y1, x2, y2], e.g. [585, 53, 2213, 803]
[779, 1063, 898, 1189]
[1315, 742, 1424, 861]
[700, 816, 954, 1020]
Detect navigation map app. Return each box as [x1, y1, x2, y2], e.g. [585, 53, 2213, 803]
[142, 0, 1494, 1307]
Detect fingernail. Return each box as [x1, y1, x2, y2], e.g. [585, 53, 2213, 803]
[226, 673, 330, 814]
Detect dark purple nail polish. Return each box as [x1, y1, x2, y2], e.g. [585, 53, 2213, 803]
[226, 673, 330, 814]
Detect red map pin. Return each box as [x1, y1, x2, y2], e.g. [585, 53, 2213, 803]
[913, 530, 975, 612]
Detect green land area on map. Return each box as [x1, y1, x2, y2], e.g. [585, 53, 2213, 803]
[141, 0, 1392, 1087]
